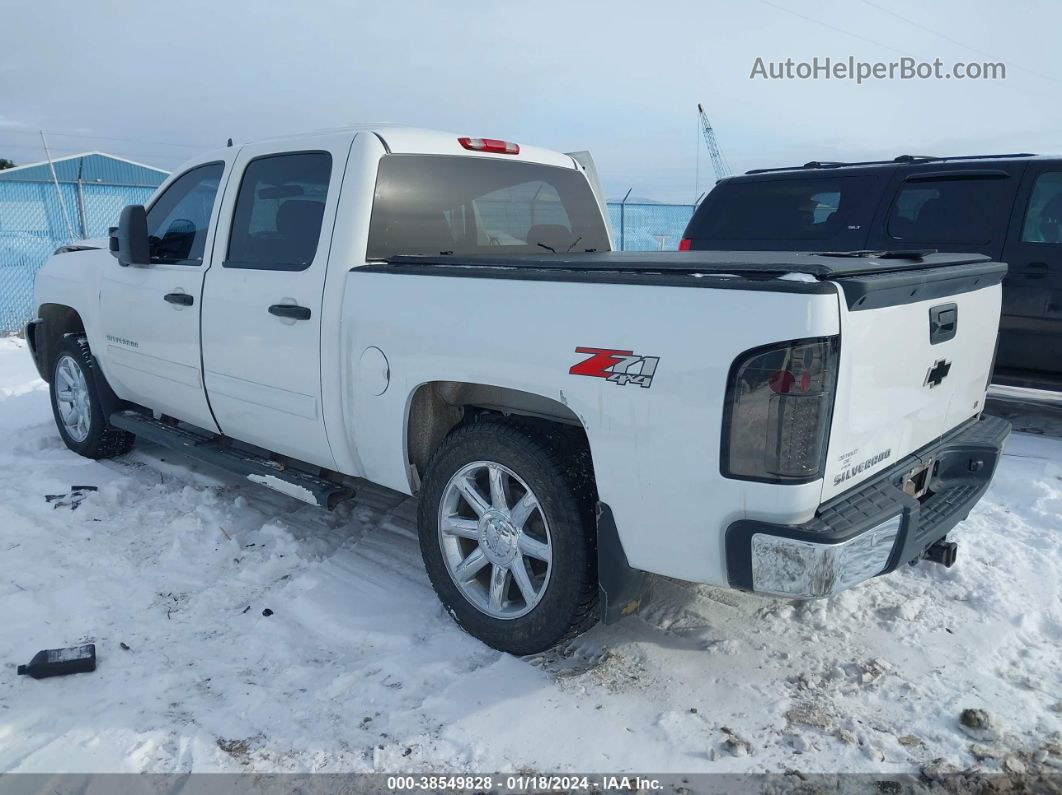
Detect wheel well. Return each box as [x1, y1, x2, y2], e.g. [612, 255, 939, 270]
[35, 304, 86, 382]
[406, 381, 590, 490]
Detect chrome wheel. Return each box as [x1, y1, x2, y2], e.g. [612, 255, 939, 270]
[438, 460, 553, 619]
[55, 354, 91, 443]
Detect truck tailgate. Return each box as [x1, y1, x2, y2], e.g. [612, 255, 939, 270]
[822, 262, 1005, 502]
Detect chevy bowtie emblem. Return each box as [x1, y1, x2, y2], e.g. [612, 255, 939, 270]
[924, 359, 952, 389]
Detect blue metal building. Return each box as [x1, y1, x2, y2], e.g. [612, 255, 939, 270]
[0, 151, 169, 186]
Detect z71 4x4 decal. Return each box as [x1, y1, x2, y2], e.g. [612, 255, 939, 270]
[569, 347, 660, 388]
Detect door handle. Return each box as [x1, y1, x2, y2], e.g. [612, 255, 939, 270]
[268, 304, 311, 320]
[1025, 262, 1049, 279]
[164, 292, 194, 306]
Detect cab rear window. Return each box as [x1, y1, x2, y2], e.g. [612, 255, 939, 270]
[366, 155, 610, 259]
[686, 175, 878, 244]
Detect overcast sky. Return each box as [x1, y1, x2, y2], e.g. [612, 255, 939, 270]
[2, 0, 1060, 202]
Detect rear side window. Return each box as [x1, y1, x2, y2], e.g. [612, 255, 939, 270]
[1021, 172, 1062, 244]
[225, 152, 332, 271]
[887, 177, 1008, 244]
[366, 155, 610, 259]
[145, 162, 224, 265]
[686, 176, 877, 243]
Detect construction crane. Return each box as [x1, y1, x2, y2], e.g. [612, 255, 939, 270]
[697, 103, 731, 182]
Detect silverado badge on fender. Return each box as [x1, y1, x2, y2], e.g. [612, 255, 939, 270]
[570, 347, 660, 388]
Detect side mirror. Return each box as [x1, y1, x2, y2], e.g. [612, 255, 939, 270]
[109, 205, 150, 267]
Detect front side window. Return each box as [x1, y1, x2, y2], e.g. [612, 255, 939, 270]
[225, 152, 332, 271]
[686, 176, 877, 243]
[1021, 172, 1062, 244]
[887, 177, 1008, 244]
[145, 162, 224, 265]
[366, 155, 610, 259]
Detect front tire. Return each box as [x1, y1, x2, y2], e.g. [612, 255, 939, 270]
[417, 419, 598, 654]
[49, 334, 135, 459]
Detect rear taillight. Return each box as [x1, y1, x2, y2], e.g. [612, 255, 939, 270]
[678, 238, 692, 251]
[458, 137, 520, 155]
[722, 336, 839, 482]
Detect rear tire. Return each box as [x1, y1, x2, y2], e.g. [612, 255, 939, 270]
[417, 419, 599, 655]
[49, 334, 135, 459]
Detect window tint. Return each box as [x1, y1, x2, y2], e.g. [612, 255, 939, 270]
[1021, 172, 1062, 244]
[473, 181, 571, 246]
[887, 177, 1008, 244]
[225, 152, 331, 271]
[145, 162, 224, 265]
[686, 176, 877, 243]
[366, 155, 610, 259]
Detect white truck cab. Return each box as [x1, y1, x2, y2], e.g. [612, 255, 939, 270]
[27, 126, 1009, 653]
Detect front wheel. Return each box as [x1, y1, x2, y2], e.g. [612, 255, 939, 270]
[48, 334, 135, 459]
[417, 420, 599, 654]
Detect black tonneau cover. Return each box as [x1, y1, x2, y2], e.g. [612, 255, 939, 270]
[360, 251, 1006, 307]
[385, 250, 992, 278]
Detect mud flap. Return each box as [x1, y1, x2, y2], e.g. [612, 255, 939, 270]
[88, 357, 125, 418]
[24, 319, 45, 380]
[597, 502, 653, 624]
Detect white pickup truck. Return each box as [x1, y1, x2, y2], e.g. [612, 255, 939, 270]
[27, 126, 1010, 654]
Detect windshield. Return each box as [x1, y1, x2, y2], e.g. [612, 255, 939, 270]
[366, 154, 610, 259]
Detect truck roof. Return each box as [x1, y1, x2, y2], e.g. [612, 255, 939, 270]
[204, 125, 578, 170]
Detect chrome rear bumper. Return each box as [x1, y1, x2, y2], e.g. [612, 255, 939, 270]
[725, 415, 1010, 598]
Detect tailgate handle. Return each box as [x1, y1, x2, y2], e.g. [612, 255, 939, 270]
[929, 303, 958, 344]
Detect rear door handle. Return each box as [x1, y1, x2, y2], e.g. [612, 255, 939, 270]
[1026, 261, 1049, 279]
[164, 292, 194, 306]
[268, 304, 311, 320]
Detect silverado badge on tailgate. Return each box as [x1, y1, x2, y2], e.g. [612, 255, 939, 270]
[570, 347, 660, 388]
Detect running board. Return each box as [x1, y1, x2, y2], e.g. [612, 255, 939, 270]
[109, 410, 354, 509]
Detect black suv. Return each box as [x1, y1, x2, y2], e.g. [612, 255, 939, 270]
[681, 154, 1062, 395]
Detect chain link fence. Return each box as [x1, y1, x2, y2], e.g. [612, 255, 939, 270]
[0, 180, 157, 333]
[607, 202, 696, 252]
[0, 182, 697, 334]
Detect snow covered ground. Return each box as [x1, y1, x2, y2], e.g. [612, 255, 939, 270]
[0, 336, 1059, 776]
